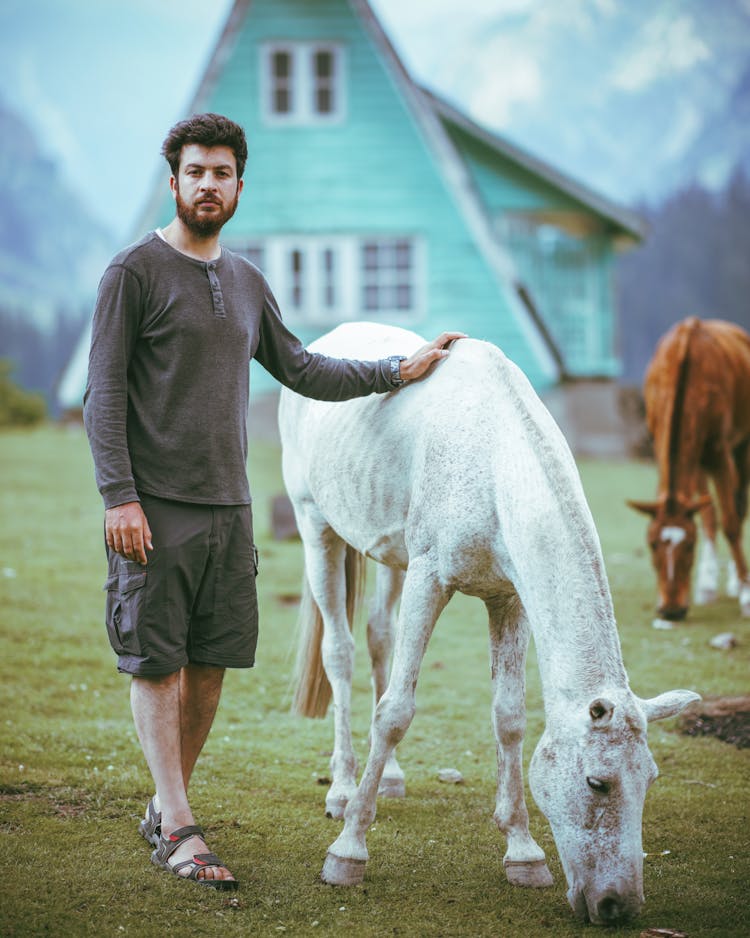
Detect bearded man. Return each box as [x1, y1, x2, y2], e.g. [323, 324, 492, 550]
[83, 112, 462, 889]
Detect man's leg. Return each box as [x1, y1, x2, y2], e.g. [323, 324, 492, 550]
[131, 665, 234, 882]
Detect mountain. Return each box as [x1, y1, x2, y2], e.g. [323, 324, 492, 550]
[0, 99, 114, 329]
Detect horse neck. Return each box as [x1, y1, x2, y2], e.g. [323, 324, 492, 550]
[519, 519, 628, 709]
[494, 424, 629, 706]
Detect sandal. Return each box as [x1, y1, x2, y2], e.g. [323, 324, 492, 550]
[151, 824, 239, 891]
[138, 797, 161, 847]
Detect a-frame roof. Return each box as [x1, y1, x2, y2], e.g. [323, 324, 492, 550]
[425, 87, 645, 242]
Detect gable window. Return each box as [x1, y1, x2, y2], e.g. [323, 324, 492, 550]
[262, 42, 345, 124]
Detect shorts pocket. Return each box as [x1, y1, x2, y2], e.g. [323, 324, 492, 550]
[104, 568, 147, 656]
[252, 545, 259, 576]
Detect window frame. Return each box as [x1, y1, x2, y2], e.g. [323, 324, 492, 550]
[261, 42, 346, 126]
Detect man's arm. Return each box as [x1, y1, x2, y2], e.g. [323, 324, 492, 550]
[84, 263, 143, 508]
[254, 279, 466, 398]
[84, 264, 153, 563]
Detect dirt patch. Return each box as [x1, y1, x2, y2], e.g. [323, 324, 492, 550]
[679, 695, 750, 749]
[0, 783, 93, 817]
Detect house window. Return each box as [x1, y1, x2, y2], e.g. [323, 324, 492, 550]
[361, 239, 414, 314]
[231, 244, 265, 271]
[498, 216, 602, 372]
[262, 43, 345, 124]
[229, 236, 423, 325]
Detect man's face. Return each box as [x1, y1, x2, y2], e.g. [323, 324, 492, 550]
[171, 144, 244, 237]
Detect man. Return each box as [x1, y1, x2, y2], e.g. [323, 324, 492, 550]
[84, 112, 464, 890]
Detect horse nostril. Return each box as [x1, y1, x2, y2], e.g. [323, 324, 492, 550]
[596, 892, 637, 924]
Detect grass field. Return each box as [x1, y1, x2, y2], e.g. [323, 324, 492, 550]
[0, 424, 748, 937]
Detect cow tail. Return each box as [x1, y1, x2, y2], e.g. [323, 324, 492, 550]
[291, 545, 366, 718]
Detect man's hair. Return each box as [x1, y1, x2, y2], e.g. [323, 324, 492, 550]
[161, 113, 248, 179]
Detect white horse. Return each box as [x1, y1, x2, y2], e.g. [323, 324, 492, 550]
[278, 322, 699, 926]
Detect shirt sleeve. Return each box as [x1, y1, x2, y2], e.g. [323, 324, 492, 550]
[254, 278, 400, 399]
[83, 263, 143, 509]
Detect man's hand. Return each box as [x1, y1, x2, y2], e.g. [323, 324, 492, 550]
[105, 501, 153, 565]
[399, 331, 468, 382]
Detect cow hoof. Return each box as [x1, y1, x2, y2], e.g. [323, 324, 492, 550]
[378, 775, 406, 798]
[695, 587, 718, 605]
[504, 859, 554, 888]
[321, 852, 367, 886]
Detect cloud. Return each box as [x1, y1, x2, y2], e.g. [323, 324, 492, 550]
[463, 40, 544, 128]
[611, 14, 711, 92]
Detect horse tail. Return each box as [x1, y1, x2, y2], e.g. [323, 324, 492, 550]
[291, 544, 367, 718]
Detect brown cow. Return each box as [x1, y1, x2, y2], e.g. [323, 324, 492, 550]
[628, 317, 750, 620]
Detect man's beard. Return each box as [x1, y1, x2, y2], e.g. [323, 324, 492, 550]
[175, 184, 240, 237]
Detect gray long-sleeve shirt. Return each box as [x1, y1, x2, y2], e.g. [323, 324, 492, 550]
[84, 232, 399, 509]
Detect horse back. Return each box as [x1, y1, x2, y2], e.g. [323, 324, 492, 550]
[644, 318, 750, 479]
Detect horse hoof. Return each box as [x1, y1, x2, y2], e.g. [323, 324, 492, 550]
[325, 797, 348, 820]
[321, 852, 367, 886]
[504, 859, 554, 888]
[378, 776, 406, 798]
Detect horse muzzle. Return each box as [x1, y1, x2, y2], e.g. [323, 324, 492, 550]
[657, 602, 688, 621]
[569, 884, 643, 925]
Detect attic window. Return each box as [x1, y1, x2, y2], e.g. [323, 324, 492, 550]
[262, 43, 344, 124]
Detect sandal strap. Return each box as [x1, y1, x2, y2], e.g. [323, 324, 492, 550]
[156, 824, 205, 863]
[170, 852, 225, 880]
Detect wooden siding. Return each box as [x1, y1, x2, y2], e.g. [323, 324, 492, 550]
[444, 120, 620, 376]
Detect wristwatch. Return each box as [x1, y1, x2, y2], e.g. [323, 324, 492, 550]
[387, 355, 407, 388]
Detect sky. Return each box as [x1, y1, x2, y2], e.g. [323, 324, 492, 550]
[1, 0, 749, 240]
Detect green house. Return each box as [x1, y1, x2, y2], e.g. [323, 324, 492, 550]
[59, 0, 642, 427]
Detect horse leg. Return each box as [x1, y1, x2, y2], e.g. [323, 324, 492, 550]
[321, 560, 451, 886]
[730, 440, 750, 607]
[694, 472, 719, 605]
[487, 596, 554, 888]
[712, 449, 750, 615]
[298, 513, 359, 818]
[368, 565, 407, 799]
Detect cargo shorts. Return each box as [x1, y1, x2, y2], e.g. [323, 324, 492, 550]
[103, 494, 259, 676]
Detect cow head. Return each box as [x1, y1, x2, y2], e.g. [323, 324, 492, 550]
[627, 494, 712, 619]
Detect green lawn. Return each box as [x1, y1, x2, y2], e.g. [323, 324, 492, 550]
[0, 425, 747, 937]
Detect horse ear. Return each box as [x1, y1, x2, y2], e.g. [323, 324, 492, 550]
[627, 499, 658, 517]
[686, 495, 713, 518]
[640, 689, 701, 723]
[588, 697, 615, 727]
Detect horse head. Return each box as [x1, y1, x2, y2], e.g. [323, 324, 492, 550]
[627, 494, 712, 619]
[528, 687, 699, 925]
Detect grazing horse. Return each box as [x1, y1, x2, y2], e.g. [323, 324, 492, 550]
[628, 318, 750, 620]
[279, 322, 698, 926]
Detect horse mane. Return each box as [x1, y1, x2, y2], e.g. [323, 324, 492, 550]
[663, 317, 700, 506]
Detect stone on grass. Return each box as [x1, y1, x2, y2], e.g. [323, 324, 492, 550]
[437, 768, 464, 784]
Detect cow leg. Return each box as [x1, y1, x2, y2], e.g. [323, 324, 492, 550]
[368, 565, 407, 798]
[488, 595, 553, 888]
[694, 473, 719, 605]
[297, 511, 359, 818]
[712, 449, 750, 615]
[321, 559, 451, 885]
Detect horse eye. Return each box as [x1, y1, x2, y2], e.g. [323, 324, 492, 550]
[586, 776, 610, 794]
